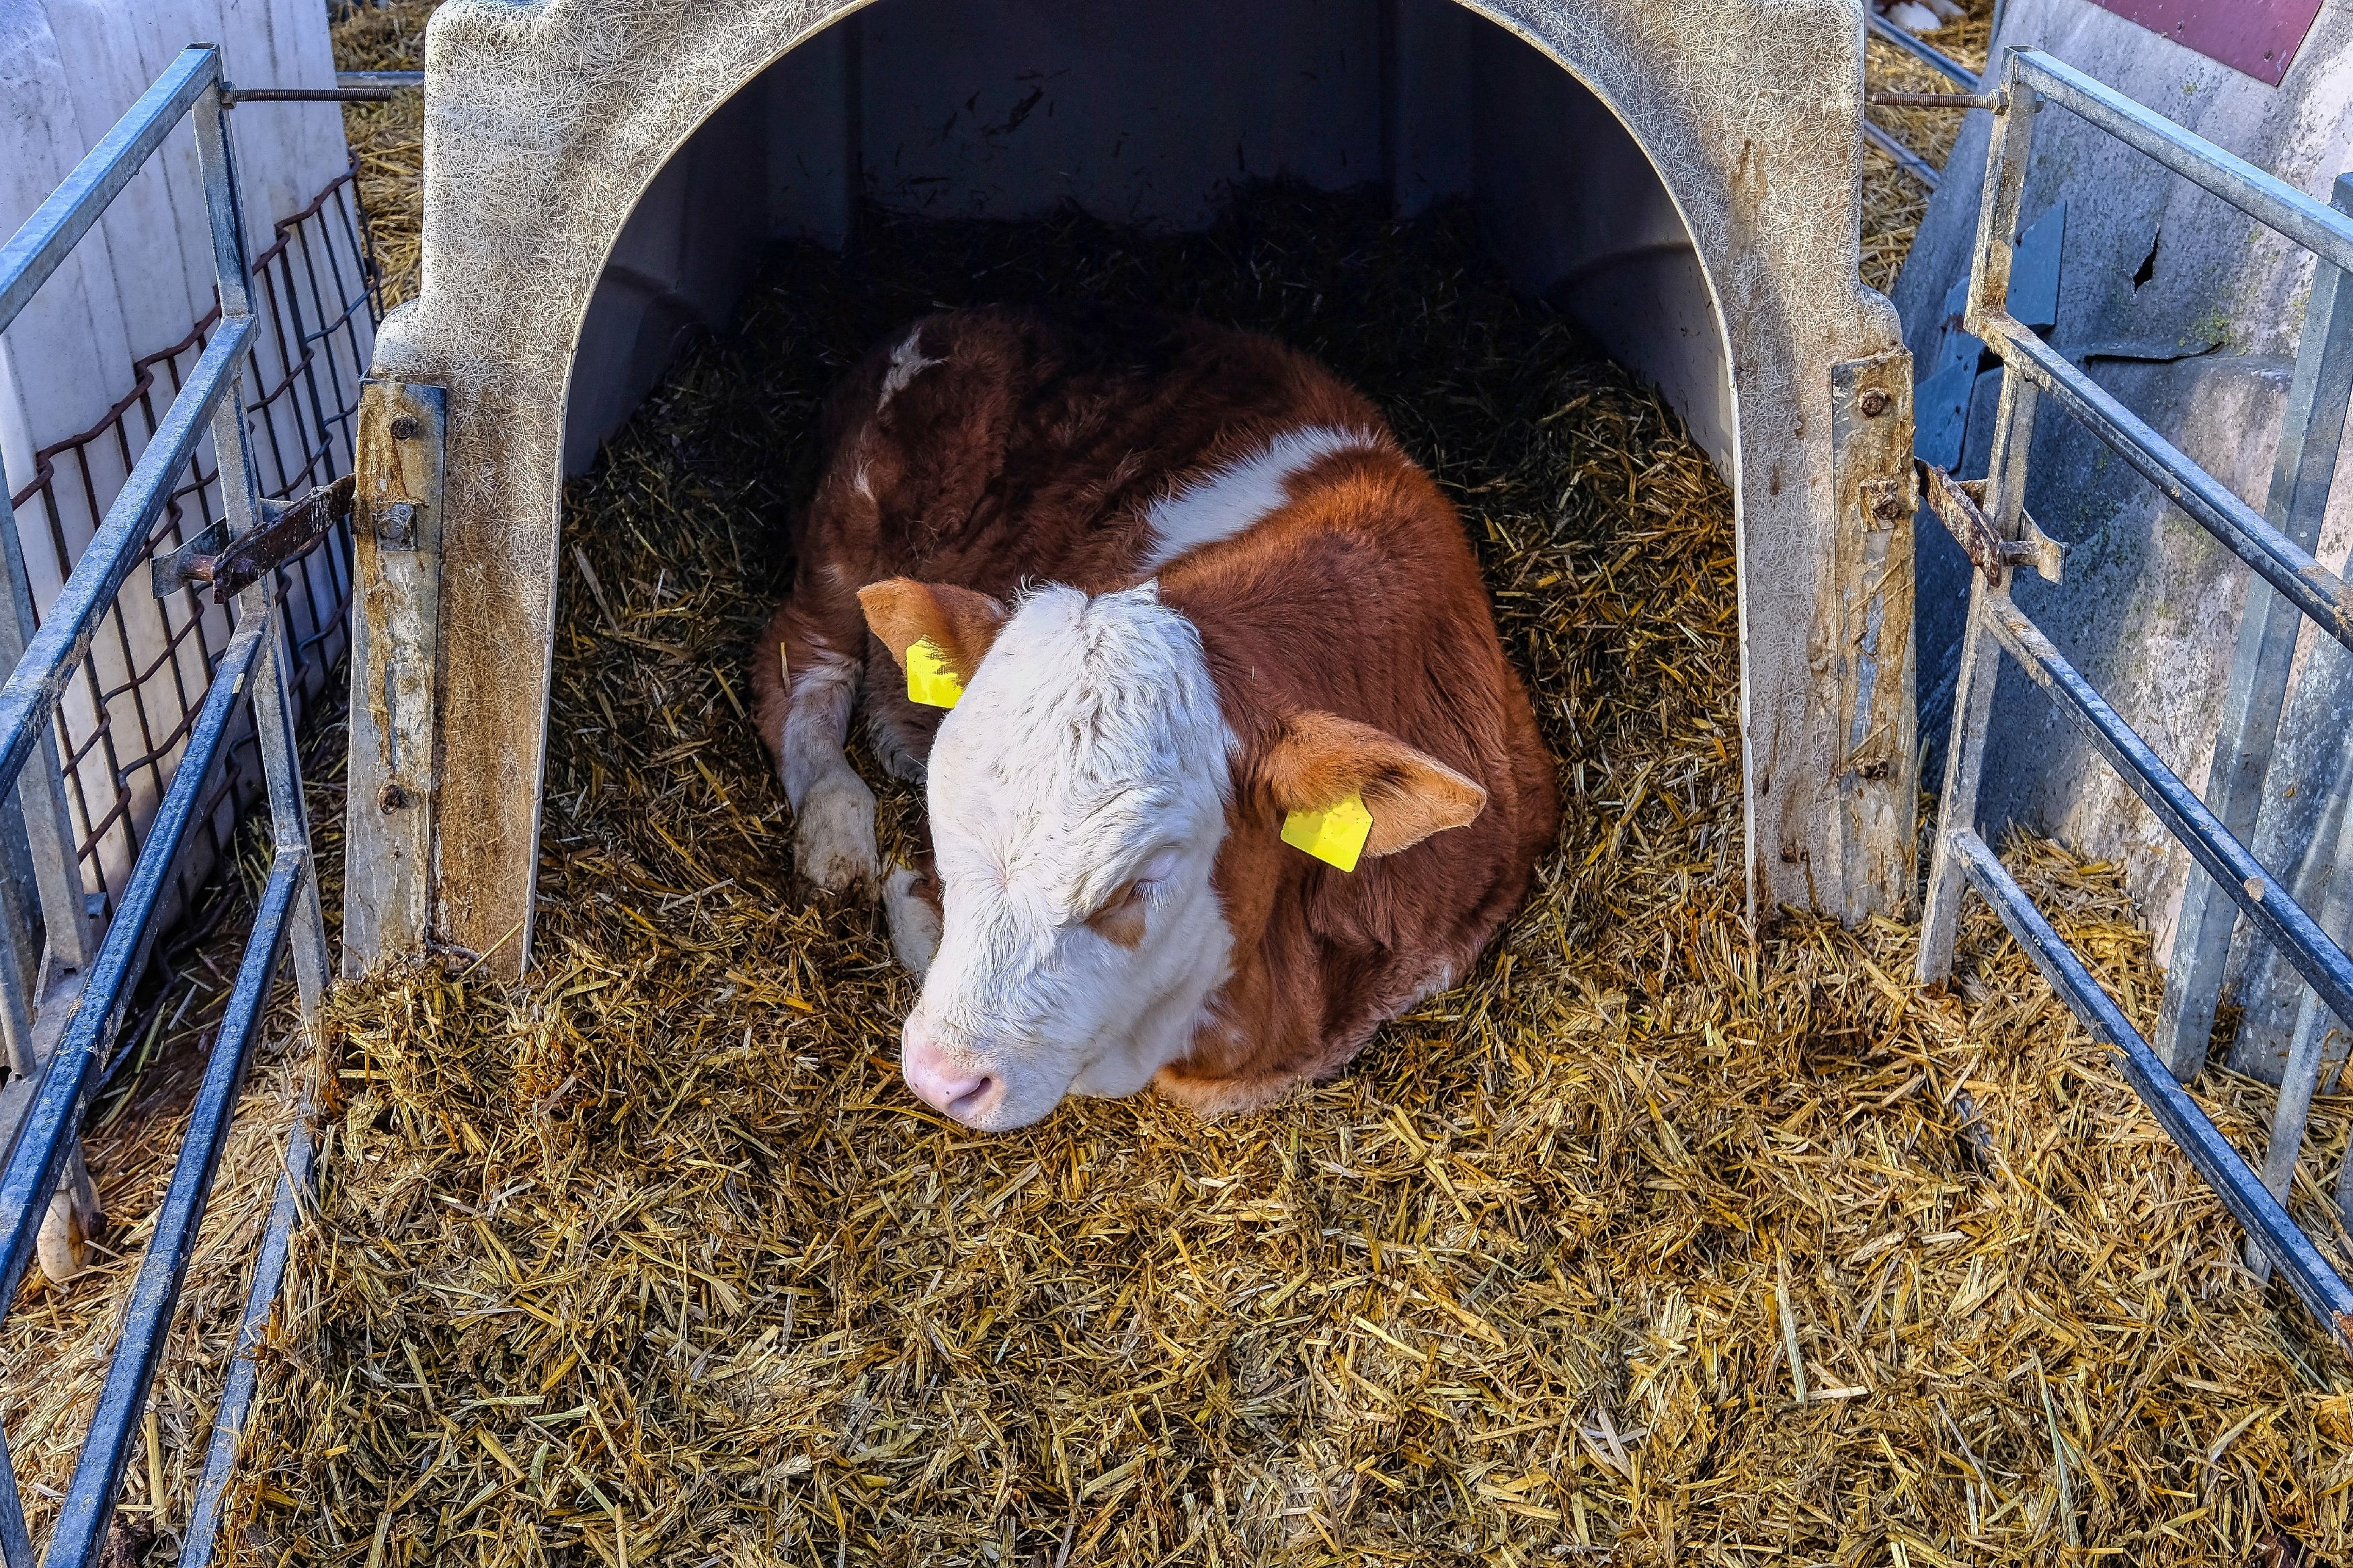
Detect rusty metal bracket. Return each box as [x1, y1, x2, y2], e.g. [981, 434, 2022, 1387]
[342, 380, 448, 975]
[1821, 346, 1919, 922]
[152, 473, 354, 602]
[1921, 463, 2065, 585]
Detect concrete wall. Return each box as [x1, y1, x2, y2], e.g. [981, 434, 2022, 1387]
[1893, 0, 2353, 1075]
[562, 0, 1731, 478]
[0, 0, 348, 493]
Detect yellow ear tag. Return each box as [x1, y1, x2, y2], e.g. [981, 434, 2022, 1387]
[906, 638, 964, 709]
[1281, 792, 1373, 873]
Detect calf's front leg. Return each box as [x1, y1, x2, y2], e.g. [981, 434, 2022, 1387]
[753, 602, 882, 896]
[883, 858, 944, 977]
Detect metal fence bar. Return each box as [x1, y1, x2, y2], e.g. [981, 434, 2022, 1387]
[1864, 12, 1982, 90]
[1918, 68, 2040, 987]
[0, 48, 218, 333]
[175, 1102, 315, 1568]
[192, 81, 333, 1023]
[2255, 964, 2340, 1282]
[0, 1430, 29, 1568]
[1986, 316, 2353, 653]
[1863, 121, 1942, 190]
[0, 613, 264, 1318]
[2015, 50, 2353, 278]
[41, 850, 301, 1568]
[1950, 829, 2353, 1344]
[0, 320, 255, 798]
[0, 460, 100, 979]
[2159, 173, 2353, 1079]
[1978, 594, 2353, 1029]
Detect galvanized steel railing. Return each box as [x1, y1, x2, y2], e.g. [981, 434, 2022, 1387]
[1918, 48, 2353, 1350]
[0, 45, 342, 1568]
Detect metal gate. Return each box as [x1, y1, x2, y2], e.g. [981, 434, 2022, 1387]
[1917, 48, 2353, 1350]
[0, 45, 378, 1568]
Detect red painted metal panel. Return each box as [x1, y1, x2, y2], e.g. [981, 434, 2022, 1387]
[2086, 0, 2323, 86]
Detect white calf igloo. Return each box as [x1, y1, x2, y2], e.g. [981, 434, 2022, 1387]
[342, 0, 1917, 976]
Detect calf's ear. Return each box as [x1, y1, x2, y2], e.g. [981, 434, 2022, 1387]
[856, 579, 1009, 683]
[1263, 711, 1487, 857]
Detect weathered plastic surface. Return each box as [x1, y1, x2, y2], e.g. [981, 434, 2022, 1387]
[347, 0, 1915, 976]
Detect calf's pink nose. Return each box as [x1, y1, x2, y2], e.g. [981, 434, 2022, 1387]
[902, 1023, 996, 1120]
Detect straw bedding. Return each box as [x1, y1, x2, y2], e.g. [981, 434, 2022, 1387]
[12, 4, 2353, 1565]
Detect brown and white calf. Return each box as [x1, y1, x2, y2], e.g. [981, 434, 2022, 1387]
[752, 307, 1558, 1130]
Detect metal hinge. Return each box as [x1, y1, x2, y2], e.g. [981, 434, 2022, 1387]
[152, 472, 354, 602]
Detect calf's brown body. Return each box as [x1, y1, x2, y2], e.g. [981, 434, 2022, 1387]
[753, 306, 1558, 1111]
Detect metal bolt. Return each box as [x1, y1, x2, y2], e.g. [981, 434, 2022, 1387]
[1859, 388, 1890, 417]
[389, 414, 420, 440]
[381, 782, 411, 812]
[377, 500, 415, 547]
[1874, 492, 1909, 522]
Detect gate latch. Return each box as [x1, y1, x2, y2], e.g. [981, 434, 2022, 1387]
[1920, 462, 2065, 586]
[152, 472, 355, 602]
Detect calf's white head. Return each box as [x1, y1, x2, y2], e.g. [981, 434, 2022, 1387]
[859, 577, 1488, 1130]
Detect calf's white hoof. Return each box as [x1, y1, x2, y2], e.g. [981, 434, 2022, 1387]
[884, 865, 943, 977]
[794, 772, 882, 896]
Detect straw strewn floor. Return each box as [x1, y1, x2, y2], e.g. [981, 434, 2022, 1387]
[17, 5, 2353, 1567]
[329, 0, 434, 308]
[222, 168, 2353, 1567]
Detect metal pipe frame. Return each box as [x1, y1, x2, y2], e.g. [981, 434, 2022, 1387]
[40, 852, 302, 1568]
[1917, 64, 2038, 987]
[0, 44, 333, 1567]
[1950, 829, 2353, 1346]
[2159, 173, 2353, 1080]
[1921, 46, 2353, 1349]
[1980, 595, 2353, 1029]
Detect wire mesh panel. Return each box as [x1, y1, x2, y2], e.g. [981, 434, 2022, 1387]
[6, 167, 372, 923]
